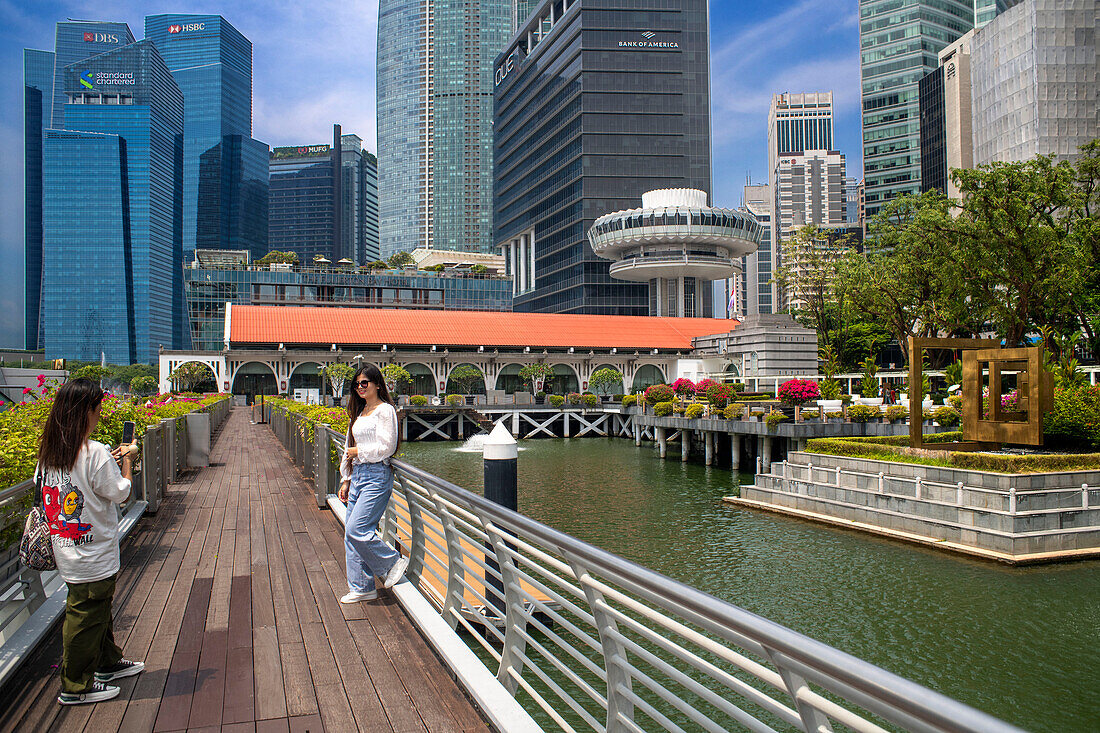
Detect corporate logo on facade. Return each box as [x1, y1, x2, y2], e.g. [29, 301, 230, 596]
[619, 30, 679, 49]
[84, 32, 119, 43]
[79, 70, 137, 88]
[168, 22, 206, 34]
[272, 144, 331, 159]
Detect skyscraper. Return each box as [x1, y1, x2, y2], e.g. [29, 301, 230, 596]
[41, 40, 184, 363]
[269, 128, 381, 265]
[145, 15, 269, 258]
[377, 0, 511, 258]
[768, 92, 833, 195]
[494, 0, 712, 315]
[859, 0, 974, 218]
[25, 20, 135, 350]
[740, 184, 774, 316]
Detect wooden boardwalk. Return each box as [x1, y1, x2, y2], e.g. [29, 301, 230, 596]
[0, 408, 490, 733]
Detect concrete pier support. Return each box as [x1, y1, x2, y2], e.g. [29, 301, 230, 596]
[634, 420, 641, 446]
[682, 431, 690, 462]
[731, 436, 740, 471]
[657, 427, 667, 458]
[705, 431, 714, 466]
[563, 412, 570, 438]
[458, 414, 465, 440]
[760, 435, 772, 473]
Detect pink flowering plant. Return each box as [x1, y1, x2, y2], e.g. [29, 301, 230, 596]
[644, 384, 675, 405]
[693, 379, 719, 398]
[670, 378, 696, 400]
[777, 378, 821, 406]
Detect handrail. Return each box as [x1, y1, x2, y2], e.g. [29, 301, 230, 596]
[266, 403, 1026, 733]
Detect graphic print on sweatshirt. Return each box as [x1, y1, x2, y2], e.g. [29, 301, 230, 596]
[43, 474, 94, 545]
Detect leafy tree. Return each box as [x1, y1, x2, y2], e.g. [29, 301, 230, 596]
[321, 362, 355, 399]
[859, 355, 880, 398]
[70, 365, 108, 383]
[130, 375, 158, 395]
[381, 364, 412, 395]
[518, 363, 553, 394]
[773, 225, 857, 360]
[368, 260, 389, 270]
[588, 368, 623, 395]
[469, 264, 488, 274]
[167, 362, 214, 392]
[387, 251, 416, 269]
[110, 363, 157, 388]
[256, 250, 300, 265]
[447, 364, 484, 394]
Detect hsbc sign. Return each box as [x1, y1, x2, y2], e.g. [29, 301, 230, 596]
[168, 22, 206, 34]
[83, 32, 120, 43]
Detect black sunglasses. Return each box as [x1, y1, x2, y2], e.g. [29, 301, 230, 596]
[355, 380, 372, 388]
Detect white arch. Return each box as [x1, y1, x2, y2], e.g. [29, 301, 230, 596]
[159, 354, 228, 394]
[230, 361, 280, 393]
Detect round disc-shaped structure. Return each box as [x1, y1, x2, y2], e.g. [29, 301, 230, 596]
[588, 188, 761, 283]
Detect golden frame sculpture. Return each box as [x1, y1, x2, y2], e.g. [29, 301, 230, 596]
[908, 337, 1054, 451]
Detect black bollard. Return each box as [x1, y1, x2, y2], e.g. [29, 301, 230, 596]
[483, 423, 518, 622]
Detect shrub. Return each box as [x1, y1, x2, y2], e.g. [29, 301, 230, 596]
[705, 384, 736, 409]
[622, 395, 637, 408]
[800, 409, 820, 420]
[409, 395, 428, 406]
[693, 379, 719, 399]
[948, 394, 963, 411]
[778, 378, 820, 406]
[765, 411, 788, 431]
[885, 405, 909, 422]
[549, 394, 565, 407]
[859, 356, 880, 398]
[445, 394, 464, 407]
[933, 405, 960, 427]
[841, 394, 853, 405]
[583, 394, 598, 407]
[671, 378, 696, 399]
[673, 406, 685, 416]
[1044, 386, 1100, 449]
[818, 379, 841, 400]
[847, 405, 880, 423]
[645, 384, 674, 404]
[726, 402, 745, 419]
[826, 411, 844, 419]
[612, 394, 624, 401]
[653, 401, 674, 417]
[921, 408, 934, 421]
[567, 392, 583, 405]
[685, 404, 704, 419]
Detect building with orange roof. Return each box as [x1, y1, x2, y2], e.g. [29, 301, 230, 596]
[158, 305, 817, 398]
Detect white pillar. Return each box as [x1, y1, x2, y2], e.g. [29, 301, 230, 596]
[527, 233, 536, 290]
[731, 435, 740, 470]
[705, 432, 714, 466]
[681, 431, 690, 462]
[510, 242, 518, 295]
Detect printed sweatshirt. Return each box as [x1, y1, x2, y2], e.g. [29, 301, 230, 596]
[38, 440, 131, 584]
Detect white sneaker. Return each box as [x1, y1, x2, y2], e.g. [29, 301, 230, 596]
[339, 589, 378, 603]
[95, 659, 145, 683]
[382, 555, 410, 589]
[58, 681, 120, 705]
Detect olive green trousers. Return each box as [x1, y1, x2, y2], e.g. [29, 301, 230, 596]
[61, 574, 124, 693]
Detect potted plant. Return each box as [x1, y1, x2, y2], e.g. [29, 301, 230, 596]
[933, 405, 960, 427]
[764, 410, 788, 432]
[778, 378, 820, 408]
[825, 410, 844, 424]
[816, 344, 843, 413]
[800, 408, 820, 421]
[857, 356, 883, 407]
[847, 405, 879, 423]
[535, 391, 546, 405]
[885, 405, 908, 424]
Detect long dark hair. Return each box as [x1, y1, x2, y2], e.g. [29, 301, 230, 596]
[346, 364, 399, 457]
[37, 378, 105, 472]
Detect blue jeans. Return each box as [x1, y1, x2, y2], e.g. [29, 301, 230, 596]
[345, 461, 400, 593]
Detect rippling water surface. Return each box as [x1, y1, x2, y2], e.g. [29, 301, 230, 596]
[401, 438, 1100, 733]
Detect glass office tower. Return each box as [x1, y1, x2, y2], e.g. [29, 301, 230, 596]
[494, 0, 712, 314]
[859, 0, 973, 218]
[49, 20, 136, 129]
[377, 0, 511, 258]
[145, 14, 268, 258]
[42, 40, 184, 364]
[23, 49, 53, 350]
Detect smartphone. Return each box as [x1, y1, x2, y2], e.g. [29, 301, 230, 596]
[121, 420, 135, 446]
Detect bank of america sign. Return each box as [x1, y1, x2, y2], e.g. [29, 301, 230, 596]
[619, 30, 679, 49]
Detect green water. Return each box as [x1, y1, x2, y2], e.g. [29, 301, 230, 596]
[401, 438, 1100, 733]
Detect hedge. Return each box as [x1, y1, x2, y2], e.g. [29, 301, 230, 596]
[653, 401, 674, 417]
[804, 433, 1100, 473]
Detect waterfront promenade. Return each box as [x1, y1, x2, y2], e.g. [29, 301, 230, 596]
[0, 408, 487, 733]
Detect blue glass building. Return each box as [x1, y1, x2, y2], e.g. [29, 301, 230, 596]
[25, 20, 135, 350]
[145, 15, 268, 258]
[42, 40, 184, 364]
[23, 49, 54, 350]
[377, 0, 511, 258]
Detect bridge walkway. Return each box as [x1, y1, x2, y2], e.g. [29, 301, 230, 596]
[0, 408, 489, 733]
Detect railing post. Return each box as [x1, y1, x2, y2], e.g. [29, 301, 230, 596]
[1083, 484, 1089, 510]
[483, 424, 518, 621]
[314, 426, 329, 508]
[143, 425, 159, 513]
[432, 496, 466, 631]
[163, 419, 176, 485]
[568, 555, 635, 733]
[957, 482, 965, 506]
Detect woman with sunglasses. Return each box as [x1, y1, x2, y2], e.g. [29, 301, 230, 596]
[337, 364, 409, 603]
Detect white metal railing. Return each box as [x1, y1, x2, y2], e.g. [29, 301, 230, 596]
[266, 404, 1025, 733]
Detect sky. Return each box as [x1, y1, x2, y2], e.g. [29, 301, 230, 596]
[0, 0, 862, 350]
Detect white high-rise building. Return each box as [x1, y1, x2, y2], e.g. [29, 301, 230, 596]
[739, 184, 773, 317]
[768, 92, 833, 200]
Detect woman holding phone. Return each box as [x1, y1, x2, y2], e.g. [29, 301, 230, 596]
[36, 379, 144, 705]
[337, 364, 408, 603]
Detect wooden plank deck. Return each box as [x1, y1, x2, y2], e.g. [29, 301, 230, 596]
[0, 407, 491, 733]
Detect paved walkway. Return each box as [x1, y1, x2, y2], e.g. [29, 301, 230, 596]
[0, 408, 489, 733]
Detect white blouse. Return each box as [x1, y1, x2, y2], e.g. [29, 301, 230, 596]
[340, 402, 398, 480]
